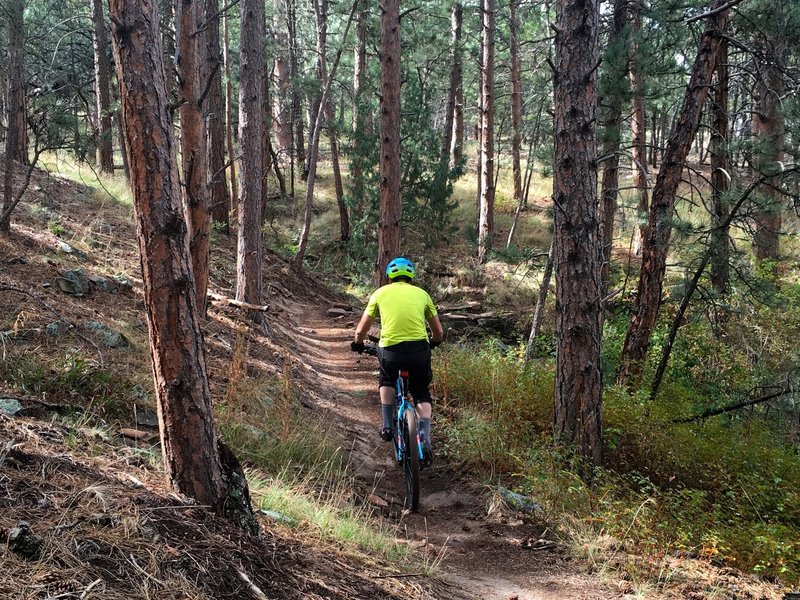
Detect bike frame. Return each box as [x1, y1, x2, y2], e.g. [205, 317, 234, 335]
[393, 370, 424, 465]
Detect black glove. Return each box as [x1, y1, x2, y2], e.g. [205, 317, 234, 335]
[351, 341, 366, 353]
[430, 340, 442, 350]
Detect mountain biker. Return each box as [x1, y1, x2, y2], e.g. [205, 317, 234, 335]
[351, 257, 444, 466]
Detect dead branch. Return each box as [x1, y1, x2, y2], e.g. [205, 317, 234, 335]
[208, 290, 270, 312]
[673, 385, 794, 423]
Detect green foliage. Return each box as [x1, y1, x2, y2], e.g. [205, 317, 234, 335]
[434, 335, 800, 584]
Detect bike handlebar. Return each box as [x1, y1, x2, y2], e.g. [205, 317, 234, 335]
[351, 342, 440, 356]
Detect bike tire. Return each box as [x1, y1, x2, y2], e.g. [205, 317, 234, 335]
[402, 406, 421, 511]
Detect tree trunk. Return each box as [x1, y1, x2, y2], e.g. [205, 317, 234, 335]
[223, 6, 238, 224]
[177, 0, 211, 316]
[326, 99, 348, 240]
[206, 0, 231, 227]
[525, 236, 554, 362]
[451, 1, 464, 168]
[261, 68, 272, 225]
[111, 76, 131, 181]
[303, 0, 328, 182]
[434, 0, 461, 204]
[509, 0, 523, 209]
[648, 173, 793, 401]
[752, 47, 785, 261]
[1, 0, 26, 233]
[630, 2, 649, 256]
[108, 0, 247, 522]
[293, 0, 357, 269]
[287, 0, 305, 174]
[91, 0, 114, 173]
[376, 0, 402, 286]
[598, 0, 628, 299]
[350, 0, 368, 210]
[649, 107, 658, 168]
[553, 0, 603, 470]
[709, 36, 730, 294]
[272, 0, 293, 155]
[616, 0, 730, 386]
[236, 0, 265, 305]
[477, 0, 495, 264]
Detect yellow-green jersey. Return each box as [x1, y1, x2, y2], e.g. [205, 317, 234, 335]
[365, 282, 438, 347]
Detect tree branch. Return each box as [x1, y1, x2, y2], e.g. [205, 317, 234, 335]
[673, 384, 794, 423]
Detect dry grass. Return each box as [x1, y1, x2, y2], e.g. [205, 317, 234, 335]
[0, 415, 443, 599]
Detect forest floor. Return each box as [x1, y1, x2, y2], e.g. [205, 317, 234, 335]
[0, 159, 789, 599]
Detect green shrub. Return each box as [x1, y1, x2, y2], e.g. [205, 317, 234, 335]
[433, 340, 800, 584]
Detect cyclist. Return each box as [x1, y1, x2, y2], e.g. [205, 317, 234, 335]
[351, 257, 444, 465]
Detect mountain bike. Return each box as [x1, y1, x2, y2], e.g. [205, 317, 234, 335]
[357, 345, 424, 512]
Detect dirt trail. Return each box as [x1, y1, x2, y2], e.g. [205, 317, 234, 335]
[292, 305, 620, 600]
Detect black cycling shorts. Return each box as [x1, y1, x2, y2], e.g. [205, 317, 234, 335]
[377, 340, 433, 404]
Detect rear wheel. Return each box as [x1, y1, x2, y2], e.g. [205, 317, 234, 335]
[402, 406, 420, 511]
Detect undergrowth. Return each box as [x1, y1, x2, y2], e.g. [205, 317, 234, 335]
[215, 332, 413, 564]
[433, 339, 800, 586]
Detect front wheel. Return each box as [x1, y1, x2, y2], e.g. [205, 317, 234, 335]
[402, 406, 420, 511]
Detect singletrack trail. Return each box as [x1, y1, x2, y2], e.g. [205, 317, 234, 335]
[290, 305, 620, 600]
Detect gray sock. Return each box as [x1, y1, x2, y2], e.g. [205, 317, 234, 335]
[381, 404, 394, 430]
[419, 418, 431, 443]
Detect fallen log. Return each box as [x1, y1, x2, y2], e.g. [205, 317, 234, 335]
[208, 291, 271, 312]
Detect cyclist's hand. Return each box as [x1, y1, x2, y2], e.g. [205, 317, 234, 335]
[430, 340, 442, 350]
[350, 341, 366, 353]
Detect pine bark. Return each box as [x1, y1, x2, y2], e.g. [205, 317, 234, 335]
[272, 0, 293, 154]
[629, 2, 649, 256]
[451, 2, 464, 167]
[509, 0, 523, 209]
[525, 236, 554, 362]
[598, 0, 628, 298]
[236, 0, 265, 305]
[177, 0, 211, 316]
[111, 77, 131, 180]
[350, 0, 368, 209]
[553, 0, 603, 469]
[108, 0, 225, 505]
[91, 0, 114, 173]
[326, 98, 348, 240]
[1, 0, 27, 233]
[206, 0, 231, 227]
[376, 0, 402, 285]
[287, 0, 305, 172]
[752, 48, 785, 261]
[223, 7, 238, 217]
[436, 1, 460, 198]
[617, 0, 730, 385]
[710, 37, 730, 293]
[477, 0, 495, 264]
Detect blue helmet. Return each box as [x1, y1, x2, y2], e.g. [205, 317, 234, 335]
[386, 257, 416, 280]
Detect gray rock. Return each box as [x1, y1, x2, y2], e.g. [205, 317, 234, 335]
[56, 269, 89, 296]
[56, 241, 88, 261]
[0, 398, 23, 416]
[45, 321, 70, 337]
[112, 275, 134, 292]
[497, 486, 543, 514]
[7, 521, 43, 560]
[87, 274, 116, 293]
[135, 409, 158, 428]
[85, 321, 131, 350]
[258, 509, 295, 525]
[327, 308, 348, 318]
